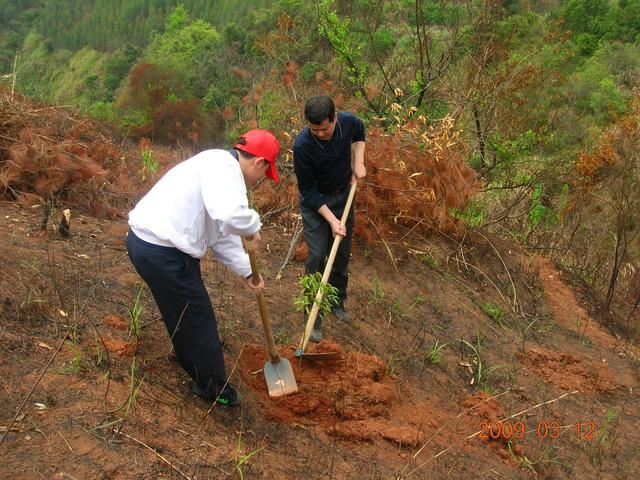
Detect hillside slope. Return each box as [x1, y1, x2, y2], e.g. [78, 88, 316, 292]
[1, 95, 639, 480]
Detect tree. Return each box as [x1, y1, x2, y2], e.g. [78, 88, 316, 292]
[572, 96, 640, 312]
[144, 6, 221, 97]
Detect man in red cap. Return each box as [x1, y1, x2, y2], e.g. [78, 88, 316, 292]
[125, 130, 280, 406]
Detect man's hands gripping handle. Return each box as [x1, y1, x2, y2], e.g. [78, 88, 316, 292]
[242, 233, 264, 293]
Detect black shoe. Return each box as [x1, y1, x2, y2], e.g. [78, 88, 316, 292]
[309, 328, 323, 343]
[332, 306, 351, 323]
[192, 383, 243, 406]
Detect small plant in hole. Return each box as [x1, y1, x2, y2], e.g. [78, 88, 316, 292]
[391, 298, 403, 318]
[94, 344, 105, 368]
[410, 294, 427, 309]
[430, 298, 443, 315]
[386, 351, 403, 377]
[64, 347, 82, 375]
[294, 272, 338, 318]
[597, 408, 618, 448]
[116, 357, 145, 434]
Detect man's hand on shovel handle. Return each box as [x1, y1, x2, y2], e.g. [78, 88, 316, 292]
[246, 273, 264, 293]
[242, 232, 261, 251]
[244, 233, 264, 293]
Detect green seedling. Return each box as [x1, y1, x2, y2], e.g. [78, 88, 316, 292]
[294, 272, 338, 317]
[481, 302, 505, 326]
[141, 146, 158, 180]
[430, 298, 443, 315]
[419, 253, 439, 269]
[274, 327, 290, 345]
[94, 344, 105, 367]
[126, 284, 144, 338]
[598, 408, 617, 447]
[64, 347, 82, 375]
[234, 432, 264, 480]
[410, 294, 427, 309]
[386, 351, 402, 377]
[116, 357, 145, 434]
[426, 340, 448, 365]
[370, 274, 385, 305]
[391, 298, 403, 318]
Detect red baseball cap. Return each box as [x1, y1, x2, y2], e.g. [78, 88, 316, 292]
[235, 130, 281, 183]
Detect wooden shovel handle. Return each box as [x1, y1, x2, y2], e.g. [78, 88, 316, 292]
[248, 249, 280, 363]
[299, 181, 357, 352]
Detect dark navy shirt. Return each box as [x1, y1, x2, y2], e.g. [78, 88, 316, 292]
[293, 111, 365, 211]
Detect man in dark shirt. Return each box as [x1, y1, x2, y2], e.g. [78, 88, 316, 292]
[293, 96, 366, 342]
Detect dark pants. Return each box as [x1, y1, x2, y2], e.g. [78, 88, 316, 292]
[125, 230, 228, 398]
[300, 186, 354, 326]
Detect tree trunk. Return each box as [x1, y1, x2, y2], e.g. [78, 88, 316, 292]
[604, 220, 627, 311]
[472, 103, 486, 169]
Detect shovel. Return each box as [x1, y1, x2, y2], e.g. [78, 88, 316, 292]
[248, 249, 298, 397]
[295, 181, 357, 359]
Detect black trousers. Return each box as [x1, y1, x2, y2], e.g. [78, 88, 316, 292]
[300, 186, 355, 321]
[125, 230, 228, 397]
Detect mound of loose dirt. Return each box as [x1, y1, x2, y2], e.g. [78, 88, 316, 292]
[517, 346, 617, 393]
[239, 342, 428, 446]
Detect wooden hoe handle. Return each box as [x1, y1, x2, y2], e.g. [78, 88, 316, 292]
[299, 181, 357, 352]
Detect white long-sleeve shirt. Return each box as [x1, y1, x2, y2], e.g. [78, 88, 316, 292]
[128, 149, 260, 278]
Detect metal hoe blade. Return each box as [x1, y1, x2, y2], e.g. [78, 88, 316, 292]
[264, 358, 298, 397]
[294, 348, 341, 360]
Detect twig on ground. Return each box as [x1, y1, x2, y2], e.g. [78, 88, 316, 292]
[117, 429, 192, 480]
[276, 221, 303, 280]
[58, 431, 73, 453]
[365, 215, 398, 271]
[261, 205, 289, 223]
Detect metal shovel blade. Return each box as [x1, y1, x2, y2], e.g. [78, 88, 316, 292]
[264, 358, 298, 397]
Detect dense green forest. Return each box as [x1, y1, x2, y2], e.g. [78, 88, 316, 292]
[1, 0, 639, 323]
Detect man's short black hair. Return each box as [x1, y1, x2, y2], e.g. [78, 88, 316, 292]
[304, 96, 335, 125]
[234, 137, 256, 160]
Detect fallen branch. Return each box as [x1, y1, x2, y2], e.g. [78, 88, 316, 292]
[275, 221, 303, 280]
[365, 215, 398, 271]
[117, 430, 192, 480]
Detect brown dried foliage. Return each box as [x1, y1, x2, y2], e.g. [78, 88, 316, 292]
[357, 118, 477, 240]
[0, 86, 128, 216]
[250, 116, 477, 244]
[575, 142, 618, 179]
